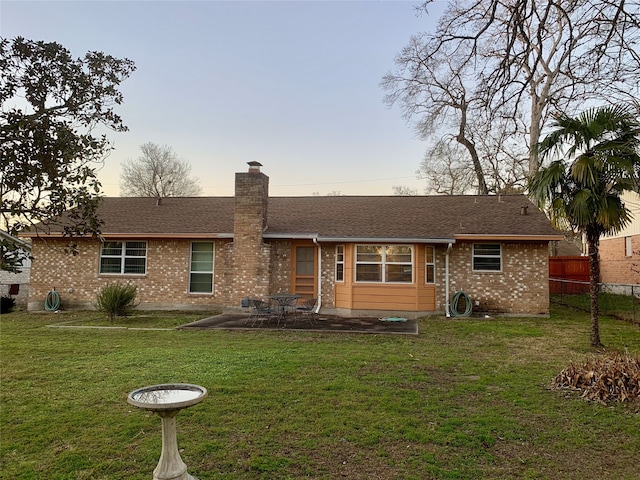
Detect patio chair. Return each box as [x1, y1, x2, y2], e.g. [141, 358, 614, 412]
[247, 298, 275, 327]
[294, 297, 317, 325]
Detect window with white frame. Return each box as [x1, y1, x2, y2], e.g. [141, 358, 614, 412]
[335, 245, 345, 282]
[625, 236, 632, 257]
[425, 246, 435, 283]
[100, 241, 147, 274]
[189, 242, 214, 293]
[355, 245, 413, 283]
[472, 243, 501, 271]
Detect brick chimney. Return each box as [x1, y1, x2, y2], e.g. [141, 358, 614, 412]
[232, 162, 270, 300]
[234, 162, 268, 236]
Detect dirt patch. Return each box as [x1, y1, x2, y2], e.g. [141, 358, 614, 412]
[179, 313, 418, 335]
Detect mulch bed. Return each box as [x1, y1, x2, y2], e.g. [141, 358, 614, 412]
[179, 313, 418, 335]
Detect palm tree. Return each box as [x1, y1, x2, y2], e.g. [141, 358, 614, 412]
[529, 104, 640, 348]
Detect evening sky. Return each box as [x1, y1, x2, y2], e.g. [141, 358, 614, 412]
[1, 0, 445, 196]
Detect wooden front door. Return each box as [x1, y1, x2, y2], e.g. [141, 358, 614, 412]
[292, 245, 316, 298]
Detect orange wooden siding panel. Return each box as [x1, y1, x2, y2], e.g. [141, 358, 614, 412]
[333, 244, 437, 312]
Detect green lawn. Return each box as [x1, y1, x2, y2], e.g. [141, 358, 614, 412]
[1, 306, 639, 479]
[552, 292, 640, 324]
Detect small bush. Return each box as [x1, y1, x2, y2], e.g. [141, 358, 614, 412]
[1, 296, 16, 314]
[94, 282, 137, 322]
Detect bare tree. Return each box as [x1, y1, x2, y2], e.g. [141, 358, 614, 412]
[120, 143, 201, 197]
[382, 34, 490, 194]
[382, 35, 529, 194]
[472, 110, 529, 193]
[418, 140, 479, 195]
[476, 0, 640, 173]
[383, 0, 640, 185]
[392, 185, 420, 195]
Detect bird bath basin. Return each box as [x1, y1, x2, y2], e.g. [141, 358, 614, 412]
[128, 384, 207, 480]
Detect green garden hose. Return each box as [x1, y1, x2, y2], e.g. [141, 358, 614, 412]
[45, 289, 61, 311]
[450, 291, 472, 317]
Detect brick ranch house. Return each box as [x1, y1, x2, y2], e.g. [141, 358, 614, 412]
[22, 164, 562, 317]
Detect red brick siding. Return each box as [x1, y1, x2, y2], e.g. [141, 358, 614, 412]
[319, 244, 336, 307]
[28, 238, 231, 310]
[28, 238, 549, 314]
[268, 240, 293, 293]
[447, 242, 550, 315]
[600, 235, 640, 285]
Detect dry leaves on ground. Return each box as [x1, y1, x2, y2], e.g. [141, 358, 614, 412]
[551, 352, 640, 404]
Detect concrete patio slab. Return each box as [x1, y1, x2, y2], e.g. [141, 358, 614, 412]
[179, 313, 418, 335]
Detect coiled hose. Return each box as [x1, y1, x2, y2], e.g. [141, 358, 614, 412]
[450, 291, 472, 317]
[44, 288, 61, 311]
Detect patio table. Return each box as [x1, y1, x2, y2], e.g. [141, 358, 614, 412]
[267, 293, 301, 324]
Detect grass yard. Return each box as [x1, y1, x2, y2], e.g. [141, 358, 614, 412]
[552, 292, 640, 324]
[1, 305, 639, 479]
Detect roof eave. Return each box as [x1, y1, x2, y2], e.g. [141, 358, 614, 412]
[264, 234, 456, 244]
[21, 232, 234, 239]
[454, 234, 564, 241]
[21, 232, 563, 243]
[318, 236, 456, 244]
[2, 230, 32, 250]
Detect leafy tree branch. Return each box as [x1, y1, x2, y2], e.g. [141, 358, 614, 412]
[1, 37, 135, 271]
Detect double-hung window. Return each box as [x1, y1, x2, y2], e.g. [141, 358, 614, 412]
[335, 245, 345, 282]
[100, 241, 147, 274]
[425, 246, 435, 283]
[189, 242, 214, 293]
[355, 245, 413, 283]
[472, 243, 501, 271]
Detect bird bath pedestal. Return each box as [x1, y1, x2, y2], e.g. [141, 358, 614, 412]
[128, 384, 207, 480]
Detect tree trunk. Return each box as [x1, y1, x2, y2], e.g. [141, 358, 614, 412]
[529, 100, 542, 177]
[457, 102, 488, 194]
[586, 228, 603, 348]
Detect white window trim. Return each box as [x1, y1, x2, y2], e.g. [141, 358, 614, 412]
[354, 244, 414, 284]
[625, 236, 632, 257]
[99, 241, 147, 275]
[335, 245, 345, 282]
[425, 245, 436, 284]
[472, 243, 502, 272]
[189, 241, 214, 294]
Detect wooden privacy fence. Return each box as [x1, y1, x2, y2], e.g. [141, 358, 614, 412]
[549, 256, 590, 294]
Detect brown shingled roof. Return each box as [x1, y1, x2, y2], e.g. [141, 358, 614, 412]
[31, 194, 559, 241]
[267, 195, 558, 240]
[89, 197, 236, 235]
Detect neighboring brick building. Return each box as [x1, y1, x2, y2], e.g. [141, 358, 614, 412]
[600, 191, 640, 290]
[23, 164, 561, 316]
[0, 230, 31, 308]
